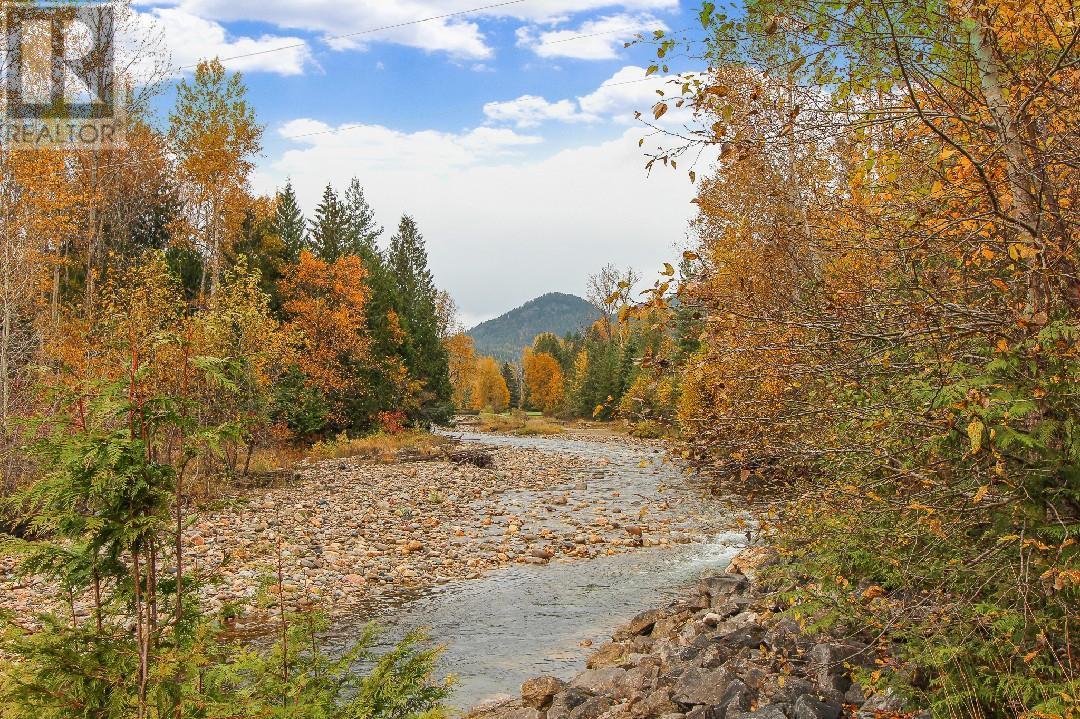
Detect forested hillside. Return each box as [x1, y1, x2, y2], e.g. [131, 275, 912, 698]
[468, 292, 598, 362]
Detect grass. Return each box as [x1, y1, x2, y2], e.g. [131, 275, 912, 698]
[474, 412, 564, 436]
[307, 430, 450, 463]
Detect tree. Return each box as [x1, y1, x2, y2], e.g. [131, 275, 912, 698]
[522, 348, 564, 416]
[279, 251, 372, 429]
[274, 180, 307, 263]
[308, 184, 350, 264]
[586, 263, 639, 322]
[169, 59, 262, 297]
[342, 178, 382, 255]
[501, 361, 521, 409]
[445, 332, 477, 411]
[471, 356, 510, 412]
[388, 215, 452, 423]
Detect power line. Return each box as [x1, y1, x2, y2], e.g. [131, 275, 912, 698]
[175, 0, 526, 71]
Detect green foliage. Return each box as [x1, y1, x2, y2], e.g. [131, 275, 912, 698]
[275, 180, 309, 265]
[388, 216, 452, 424]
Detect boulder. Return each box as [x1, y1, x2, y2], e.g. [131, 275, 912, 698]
[614, 609, 665, 640]
[670, 668, 733, 707]
[587, 642, 627, 669]
[614, 660, 661, 701]
[859, 690, 903, 715]
[547, 688, 594, 719]
[571, 667, 628, 695]
[522, 676, 567, 709]
[793, 695, 842, 719]
[569, 696, 614, 719]
[807, 643, 864, 694]
[697, 575, 748, 607]
[630, 688, 679, 718]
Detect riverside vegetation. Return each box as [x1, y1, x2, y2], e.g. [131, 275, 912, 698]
[1, 0, 1078, 717]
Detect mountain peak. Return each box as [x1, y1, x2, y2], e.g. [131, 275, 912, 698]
[468, 293, 598, 363]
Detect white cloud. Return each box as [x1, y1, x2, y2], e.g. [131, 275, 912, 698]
[481, 66, 695, 129]
[483, 95, 595, 128]
[131, 7, 312, 76]
[139, 0, 680, 61]
[517, 13, 668, 60]
[253, 117, 697, 322]
[163, 0, 494, 59]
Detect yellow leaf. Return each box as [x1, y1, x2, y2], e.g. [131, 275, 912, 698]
[653, 102, 668, 119]
[967, 419, 984, 453]
[973, 485, 989, 503]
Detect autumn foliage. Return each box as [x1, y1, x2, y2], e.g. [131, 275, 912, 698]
[623, 0, 1080, 714]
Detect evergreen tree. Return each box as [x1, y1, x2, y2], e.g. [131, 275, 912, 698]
[342, 178, 382, 256]
[501, 361, 521, 409]
[274, 180, 307, 263]
[388, 215, 452, 423]
[308, 184, 350, 263]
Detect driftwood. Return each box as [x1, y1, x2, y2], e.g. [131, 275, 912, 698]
[448, 448, 494, 469]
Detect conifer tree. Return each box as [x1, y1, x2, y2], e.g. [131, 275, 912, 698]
[274, 180, 307, 263]
[387, 215, 452, 422]
[501, 361, 521, 409]
[308, 184, 349, 263]
[342, 178, 382, 256]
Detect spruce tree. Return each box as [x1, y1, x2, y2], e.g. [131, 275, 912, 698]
[343, 178, 382, 256]
[274, 180, 307, 263]
[309, 184, 349, 262]
[388, 215, 452, 423]
[501, 361, 521, 409]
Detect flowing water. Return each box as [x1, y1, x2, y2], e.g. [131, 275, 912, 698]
[328, 432, 746, 710]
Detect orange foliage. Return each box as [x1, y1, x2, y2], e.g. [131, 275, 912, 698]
[279, 251, 371, 418]
[522, 348, 564, 415]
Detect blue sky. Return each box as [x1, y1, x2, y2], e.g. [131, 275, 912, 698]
[132, 0, 709, 326]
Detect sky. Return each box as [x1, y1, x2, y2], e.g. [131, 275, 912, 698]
[131, 0, 709, 328]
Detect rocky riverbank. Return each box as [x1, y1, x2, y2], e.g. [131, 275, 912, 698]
[473, 548, 919, 719]
[0, 433, 728, 627]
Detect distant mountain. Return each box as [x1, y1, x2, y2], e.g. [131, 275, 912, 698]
[468, 292, 599, 363]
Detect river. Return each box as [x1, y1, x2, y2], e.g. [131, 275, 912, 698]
[325, 431, 748, 710]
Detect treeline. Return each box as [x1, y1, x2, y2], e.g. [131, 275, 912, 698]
[580, 1, 1076, 716]
[456, 262, 698, 433]
[1, 59, 453, 498]
[0, 57, 453, 717]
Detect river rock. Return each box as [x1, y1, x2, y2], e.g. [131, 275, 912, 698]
[571, 667, 627, 695]
[567, 695, 613, 719]
[671, 668, 733, 707]
[793, 694, 842, 719]
[547, 687, 594, 719]
[614, 608, 664, 640]
[522, 675, 566, 709]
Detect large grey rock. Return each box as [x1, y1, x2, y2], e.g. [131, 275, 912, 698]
[568, 695, 612, 719]
[615, 609, 665, 640]
[859, 690, 903, 715]
[522, 676, 567, 709]
[671, 668, 733, 707]
[720, 679, 753, 716]
[697, 575, 748, 607]
[614, 660, 661, 701]
[548, 688, 594, 719]
[793, 695, 842, 719]
[762, 675, 814, 706]
[630, 688, 679, 718]
[807, 643, 860, 694]
[572, 667, 628, 695]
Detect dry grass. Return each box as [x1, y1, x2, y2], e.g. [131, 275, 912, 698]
[308, 431, 449, 462]
[475, 412, 564, 436]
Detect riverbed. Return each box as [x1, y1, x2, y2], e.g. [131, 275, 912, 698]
[326, 432, 748, 709]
